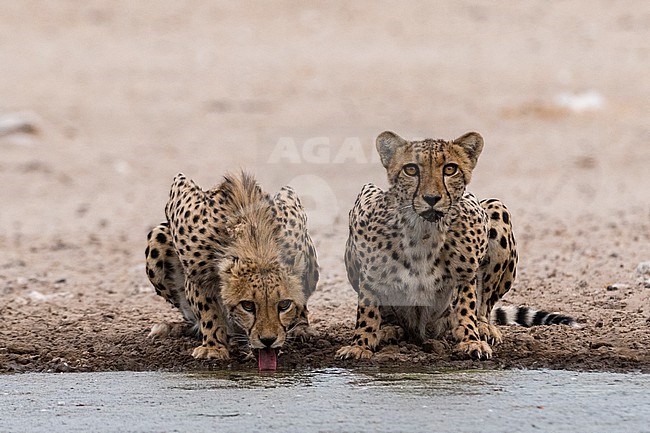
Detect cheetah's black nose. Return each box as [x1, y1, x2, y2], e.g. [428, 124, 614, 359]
[260, 336, 277, 348]
[423, 195, 442, 206]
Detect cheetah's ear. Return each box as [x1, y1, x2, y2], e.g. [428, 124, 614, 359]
[376, 131, 408, 168]
[219, 255, 240, 275]
[452, 132, 484, 169]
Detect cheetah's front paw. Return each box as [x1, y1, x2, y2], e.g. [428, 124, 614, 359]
[336, 345, 374, 360]
[289, 325, 318, 341]
[457, 340, 492, 360]
[148, 322, 189, 339]
[478, 322, 502, 346]
[191, 345, 230, 360]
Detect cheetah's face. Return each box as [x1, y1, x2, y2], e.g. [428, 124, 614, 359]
[219, 257, 306, 351]
[376, 131, 484, 222]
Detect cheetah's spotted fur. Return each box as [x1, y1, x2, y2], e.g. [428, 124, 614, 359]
[145, 173, 319, 360]
[338, 131, 520, 360]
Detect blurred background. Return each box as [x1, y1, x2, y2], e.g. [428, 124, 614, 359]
[1, 1, 648, 292]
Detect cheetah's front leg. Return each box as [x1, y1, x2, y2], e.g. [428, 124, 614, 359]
[185, 280, 230, 360]
[336, 281, 382, 360]
[286, 304, 317, 341]
[477, 199, 518, 346]
[451, 279, 492, 360]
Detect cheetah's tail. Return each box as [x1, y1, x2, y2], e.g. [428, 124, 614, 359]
[490, 305, 580, 328]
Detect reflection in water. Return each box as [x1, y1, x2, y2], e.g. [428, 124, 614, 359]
[1, 369, 648, 433]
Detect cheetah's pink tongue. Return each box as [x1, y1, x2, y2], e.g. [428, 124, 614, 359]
[258, 348, 277, 371]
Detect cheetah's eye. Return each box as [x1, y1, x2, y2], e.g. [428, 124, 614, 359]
[403, 164, 419, 176]
[240, 301, 256, 312]
[278, 299, 292, 312]
[443, 163, 458, 176]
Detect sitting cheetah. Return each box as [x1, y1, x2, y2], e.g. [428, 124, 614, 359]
[145, 172, 319, 369]
[337, 131, 575, 360]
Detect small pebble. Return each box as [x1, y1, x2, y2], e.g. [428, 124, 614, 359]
[590, 341, 612, 350]
[637, 261, 650, 275]
[606, 283, 630, 291]
[422, 340, 446, 354]
[0, 112, 39, 137]
[314, 339, 331, 349]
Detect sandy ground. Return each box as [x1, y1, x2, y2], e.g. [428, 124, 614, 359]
[1, 1, 649, 373]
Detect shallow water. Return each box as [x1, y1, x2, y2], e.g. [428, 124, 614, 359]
[1, 369, 648, 432]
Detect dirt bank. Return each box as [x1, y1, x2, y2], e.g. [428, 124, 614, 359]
[1, 1, 649, 373]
